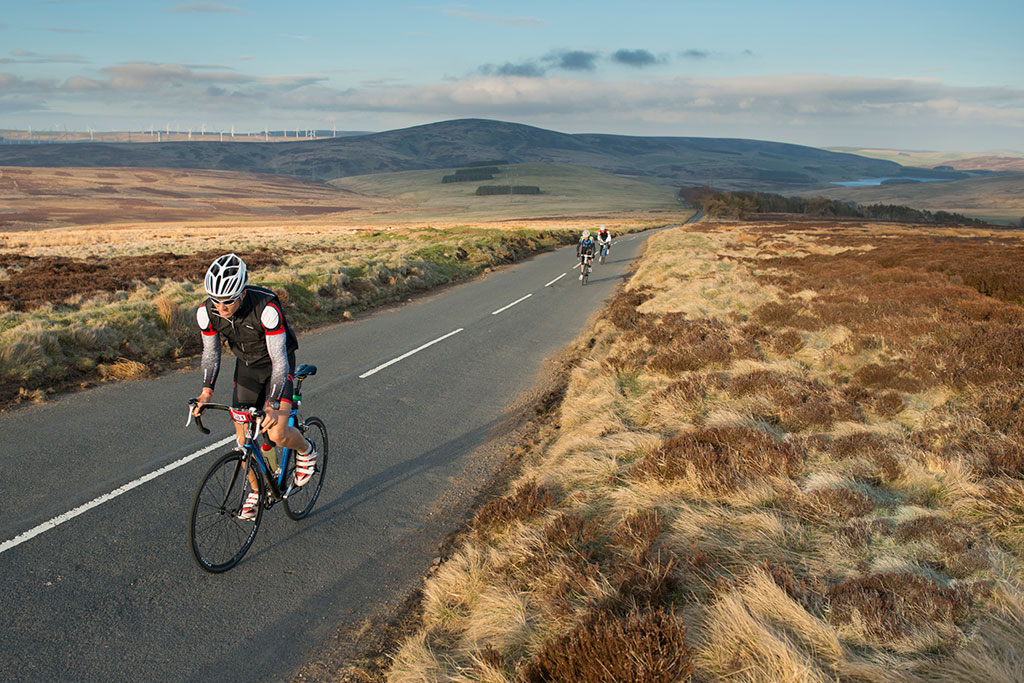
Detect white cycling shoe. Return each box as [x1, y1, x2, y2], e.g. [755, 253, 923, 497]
[294, 440, 318, 487]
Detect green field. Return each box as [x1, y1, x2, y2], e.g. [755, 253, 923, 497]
[329, 163, 685, 222]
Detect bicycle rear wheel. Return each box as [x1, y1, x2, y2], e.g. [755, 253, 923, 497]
[283, 416, 328, 520]
[189, 450, 263, 572]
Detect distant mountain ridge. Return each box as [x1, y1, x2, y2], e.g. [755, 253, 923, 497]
[0, 118, 960, 190]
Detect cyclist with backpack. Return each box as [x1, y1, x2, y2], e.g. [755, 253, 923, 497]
[576, 230, 596, 280]
[191, 253, 318, 519]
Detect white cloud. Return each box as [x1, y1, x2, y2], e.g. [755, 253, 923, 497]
[165, 3, 244, 14]
[2, 50, 87, 64]
[5, 66, 1022, 149]
[441, 8, 543, 27]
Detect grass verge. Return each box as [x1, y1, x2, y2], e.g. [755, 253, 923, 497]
[384, 219, 1024, 682]
[0, 221, 673, 410]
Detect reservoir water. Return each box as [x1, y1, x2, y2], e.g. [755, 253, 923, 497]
[830, 177, 951, 187]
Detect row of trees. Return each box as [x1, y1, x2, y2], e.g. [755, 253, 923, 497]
[475, 185, 541, 195]
[442, 165, 505, 184]
[679, 186, 989, 226]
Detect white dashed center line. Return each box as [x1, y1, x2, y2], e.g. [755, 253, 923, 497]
[491, 294, 533, 315]
[358, 327, 465, 378]
[545, 273, 566, 287]
[0, 435, 235, 556]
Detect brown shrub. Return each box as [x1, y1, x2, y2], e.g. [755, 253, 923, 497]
[982, 439, 1024, 478]
[728, 561, 826, 614]
[945, 430, 1024, 478]
[854, 362, 924, 393]
[940, 322, 1024, 387]
[544, 512, 606, 565]
[836, 519, 892, 548]
[893, 516, 988, 577]
[613, 510, 664, 560]
[799, 487, 875, 523]
[633, 426, 803, 491]
[646, 318, 757, 375]
[727, 369, 785, 397]
[826, 572, 973, 640]
[606, 511, 679, 609]
[831, 432, 889, 460]
[730, 371, 858, 431]
[606, 287, 655, 331]
[975, 383, 1024, 440]
[768, 328, 805, 355]
[872, 390, 905, 417]
[655, 376, 706, 403]
[518, 608, 695, 683]
[751, 300, 819, 330]
[473, 480, 554, 536]
[603, 346, 649, 372]
[610, 553, 680, 611]
[774, 380, 859, 432]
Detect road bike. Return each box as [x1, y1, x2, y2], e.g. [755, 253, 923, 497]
[185, 363, 328, 573]
[599, 242, 610, 264]
[580, 254, 593, 285]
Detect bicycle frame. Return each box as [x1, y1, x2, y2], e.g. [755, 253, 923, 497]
[186, 376, 310, 501]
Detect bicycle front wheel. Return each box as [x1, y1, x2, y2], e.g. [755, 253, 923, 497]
[284, 416, 328, 520]
[189, 450, 263, 573]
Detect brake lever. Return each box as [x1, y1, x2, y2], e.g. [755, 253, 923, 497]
[186, 399, 211, 434]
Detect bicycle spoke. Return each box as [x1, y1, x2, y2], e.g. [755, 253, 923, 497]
[189, 451, 261, 572]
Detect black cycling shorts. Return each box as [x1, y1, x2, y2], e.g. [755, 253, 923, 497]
[232, 352, 295, 408]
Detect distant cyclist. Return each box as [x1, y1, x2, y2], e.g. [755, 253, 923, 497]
[596, 225, 612, 263]
[576, 230, 596, 279]
[191, 253, 318, 520]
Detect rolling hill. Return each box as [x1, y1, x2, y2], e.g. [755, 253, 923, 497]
[0, 119, 943, 191]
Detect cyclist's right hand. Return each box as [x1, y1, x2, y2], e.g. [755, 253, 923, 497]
[192, 388, 213, 416]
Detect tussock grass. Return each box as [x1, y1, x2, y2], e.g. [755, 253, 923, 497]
[387, 220, 1024, 682]
[3, 221, 682, 409]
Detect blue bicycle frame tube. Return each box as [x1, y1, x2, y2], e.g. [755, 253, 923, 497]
[274, 407, 299, 488]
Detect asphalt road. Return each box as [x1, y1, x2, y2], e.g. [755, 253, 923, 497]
[0, 230, 663, 682]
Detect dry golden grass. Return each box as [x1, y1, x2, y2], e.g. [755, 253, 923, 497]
[0, 199, 689, 409]
[387, 219, 1024, 682]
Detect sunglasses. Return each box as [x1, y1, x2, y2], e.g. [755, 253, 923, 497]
[210, 294, 242, 307]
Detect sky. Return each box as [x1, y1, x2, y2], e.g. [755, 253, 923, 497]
[1, 0, 1022, 152]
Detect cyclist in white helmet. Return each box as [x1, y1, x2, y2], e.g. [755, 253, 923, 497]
[191, 253, 318, 520]
[596, 225, 612, 263]
[576, 229, 596, 279]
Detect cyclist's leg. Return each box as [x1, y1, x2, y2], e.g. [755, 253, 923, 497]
[257, 353, 307, 452]
[233, 361, 265, 491]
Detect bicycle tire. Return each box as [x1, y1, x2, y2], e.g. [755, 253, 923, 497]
[582, 263, 589, 285]
[283, 416, 329, 520]
[189, 450, 263, 573]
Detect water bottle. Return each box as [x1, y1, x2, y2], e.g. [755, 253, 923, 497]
[260, 439, 280, 475]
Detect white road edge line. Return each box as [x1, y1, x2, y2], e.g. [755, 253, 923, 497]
[359, 327, 465, 378]
[0, 435, 235, 556]
[544, 273, 566, 287]
[491, 293, 533, 315]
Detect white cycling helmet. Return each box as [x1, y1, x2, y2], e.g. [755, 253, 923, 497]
[582, 230, 591, 238]
[204, 253, 248, 300]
